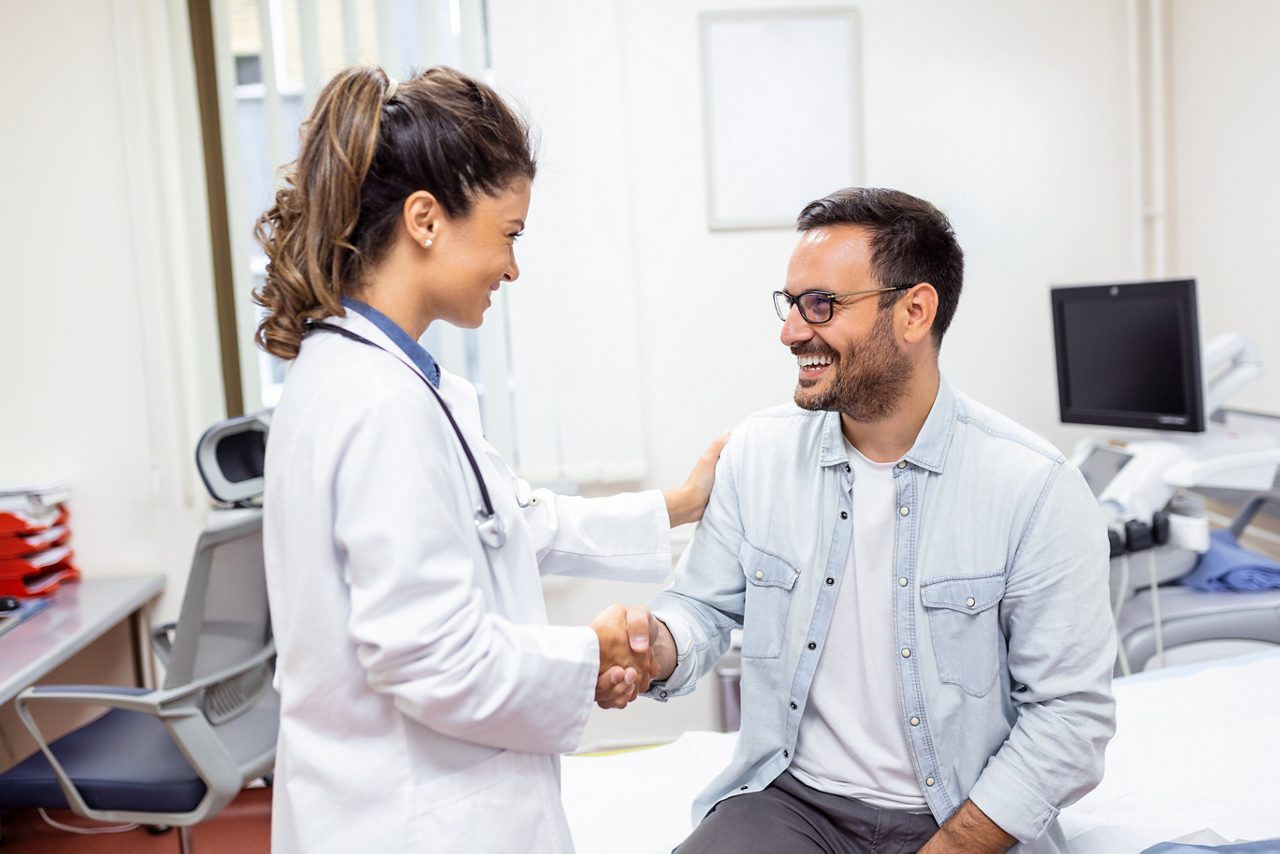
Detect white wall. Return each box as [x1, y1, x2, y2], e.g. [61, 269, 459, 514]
[491, 0, 1140, 498]
[0, 1, 225, 622]
[1168, 0, 1280, 415]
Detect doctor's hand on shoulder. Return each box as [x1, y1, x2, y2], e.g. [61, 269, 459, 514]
[594, 433, 729, 709]
[662, 433, 730, 527]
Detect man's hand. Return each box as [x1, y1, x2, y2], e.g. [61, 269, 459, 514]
[918, 800, 1016, 854]
[664, 433, 730, 526]
[591, 604, 656, 709]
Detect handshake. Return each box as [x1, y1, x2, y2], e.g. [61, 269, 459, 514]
[589, 603, 677, 710]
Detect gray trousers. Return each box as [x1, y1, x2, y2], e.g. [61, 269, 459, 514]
[676, 772, 941, 854]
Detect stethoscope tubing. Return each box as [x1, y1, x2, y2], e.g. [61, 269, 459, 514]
[305, 322, 507, 549]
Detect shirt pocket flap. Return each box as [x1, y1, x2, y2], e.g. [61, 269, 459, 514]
[738, 542, 800, 590]
[920, 573, 1004, 614]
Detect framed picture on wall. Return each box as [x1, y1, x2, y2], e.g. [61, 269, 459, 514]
[701, 7, 863, 231]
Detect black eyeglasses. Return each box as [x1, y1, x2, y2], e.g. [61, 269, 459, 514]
[772, 286, 910, 324]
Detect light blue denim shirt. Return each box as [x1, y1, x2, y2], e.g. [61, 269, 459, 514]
[648, 378, 1116, 852]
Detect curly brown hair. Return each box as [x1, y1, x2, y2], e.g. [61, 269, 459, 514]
[253, 65, 537, 360]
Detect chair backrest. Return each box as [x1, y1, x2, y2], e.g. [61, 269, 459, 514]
[164, 513, 274, 726]
[195, 411, 270, 506]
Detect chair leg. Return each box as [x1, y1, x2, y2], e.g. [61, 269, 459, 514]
[178, 825, 195, 854]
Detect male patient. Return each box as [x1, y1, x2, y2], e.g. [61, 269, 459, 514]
[635, 188, 1116, 853]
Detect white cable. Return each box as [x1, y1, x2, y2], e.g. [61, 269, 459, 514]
[1114, 554, 1132, 677]
[38, 808, 139, 835]
[1148, 549, 1165, 669]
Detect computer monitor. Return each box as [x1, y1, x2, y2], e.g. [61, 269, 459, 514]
[1051, 279, 1205, 433]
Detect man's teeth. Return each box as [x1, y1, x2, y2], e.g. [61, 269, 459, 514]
[798, 355, 833, 368]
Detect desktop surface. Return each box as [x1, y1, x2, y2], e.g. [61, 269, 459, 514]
[0, 575, 164, 706]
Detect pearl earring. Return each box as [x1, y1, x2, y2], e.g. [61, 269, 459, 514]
[422, 238, 433, 249]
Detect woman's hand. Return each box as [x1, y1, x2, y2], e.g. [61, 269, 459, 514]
[663, 433, 730, 527]
[593, 604, 673, 710]
[592, 604, 656, 709]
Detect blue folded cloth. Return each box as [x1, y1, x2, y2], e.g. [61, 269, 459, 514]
[1179, 529, 1280, 592]
[1143, 840, 1280, 853]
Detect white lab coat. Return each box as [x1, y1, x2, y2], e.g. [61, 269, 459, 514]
[262, 310, 671, 854]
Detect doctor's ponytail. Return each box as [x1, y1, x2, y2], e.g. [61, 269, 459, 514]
[253, 65, 537, 360]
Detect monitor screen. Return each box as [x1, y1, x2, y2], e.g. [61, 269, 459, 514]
[1077, 446, 1133, 497]
[1051, 279, 1204, 432]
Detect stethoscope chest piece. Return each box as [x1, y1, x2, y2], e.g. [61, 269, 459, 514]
[475, 508, 507, 550]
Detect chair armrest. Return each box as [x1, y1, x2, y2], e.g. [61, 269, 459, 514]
[15, 683, 246, 824]
[18, 642, 275, 717]
[153, 641, 277, 707]
[17, 685, 167, 716]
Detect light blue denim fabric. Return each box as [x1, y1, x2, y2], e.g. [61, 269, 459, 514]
[647, 379, 1116, 853]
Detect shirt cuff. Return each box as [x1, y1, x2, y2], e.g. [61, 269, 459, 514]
[966, 756, 1058, 844]
[647, 489, 673, 578]
[641, 607, 699, 700]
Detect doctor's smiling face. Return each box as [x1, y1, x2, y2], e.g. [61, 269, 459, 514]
[417, 177, 532, 329]
[780, 225, 914, 423]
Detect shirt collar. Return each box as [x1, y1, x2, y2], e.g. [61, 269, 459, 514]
[816, 375, 959, 474]
[902, 376, 958, 473]
[341, 297, 441, 387]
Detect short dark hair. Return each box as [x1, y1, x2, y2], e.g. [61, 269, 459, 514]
[796, 187, 964, 346]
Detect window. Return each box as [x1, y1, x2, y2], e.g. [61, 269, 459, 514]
[210, 0, 519, 461]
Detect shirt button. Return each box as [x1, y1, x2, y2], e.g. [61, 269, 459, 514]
[755, 570, 765, 580]
[910, 716, 920, 726]
[840, 511, 848, 520]
[783, 750, 789, 758]
[897, 460, 907, 469]
[659, 691, 668, 699]
[926, 777, 936, 787]
[790, 701, 798, 710]
[966, 597, 976, 608]
[845, 464, 851, 473]
[901, 648, 911, 658]
[740, 785, 749, 791]
[899, 506, 910, 517]
[898, 577, 908, 587]
[826, 577, 835, 586]
[808, 642, 817, 650]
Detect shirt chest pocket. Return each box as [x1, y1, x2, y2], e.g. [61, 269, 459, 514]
[738, 542, 800, 659]
[920, 573, 1005, 696]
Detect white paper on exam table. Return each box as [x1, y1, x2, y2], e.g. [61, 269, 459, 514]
[562, 650, 1280, 854]
[562, 731, 737, 854]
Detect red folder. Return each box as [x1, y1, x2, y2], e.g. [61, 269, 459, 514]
[0, 506, 70, 537]
[0, 526, 70, 558]
[0, 546, 75, 580]
[0, 563, 80, 597]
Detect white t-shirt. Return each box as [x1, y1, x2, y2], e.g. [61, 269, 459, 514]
[789, 440, 928, 811]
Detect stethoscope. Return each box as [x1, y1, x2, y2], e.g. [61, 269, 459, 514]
[306, 322, 508, 549]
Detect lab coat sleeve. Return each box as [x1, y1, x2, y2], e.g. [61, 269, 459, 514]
[966, 462, 1117, 843]
[643, 437, 746, 699]
[331, 390, 598, 755]
[522, 486, 671, 582]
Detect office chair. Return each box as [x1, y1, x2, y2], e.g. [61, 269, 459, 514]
[0, 414, 277, 853]
[1118, 490, 1280, 673]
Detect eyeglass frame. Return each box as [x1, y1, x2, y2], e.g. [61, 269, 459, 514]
[772, 285, 912, 324]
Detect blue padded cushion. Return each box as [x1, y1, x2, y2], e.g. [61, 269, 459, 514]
[0, 708, 207, 813]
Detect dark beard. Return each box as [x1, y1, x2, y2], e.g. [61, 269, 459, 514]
[792, 309, 911, 422]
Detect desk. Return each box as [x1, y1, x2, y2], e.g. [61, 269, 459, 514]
[0, 576, 164, 769]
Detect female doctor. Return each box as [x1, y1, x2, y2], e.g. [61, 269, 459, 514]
[255, 66, 721, 853]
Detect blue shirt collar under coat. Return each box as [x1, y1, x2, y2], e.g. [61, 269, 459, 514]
[341, 297, 442, 387]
